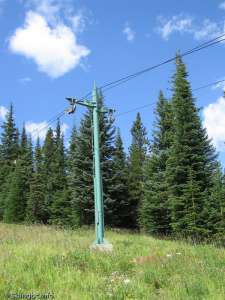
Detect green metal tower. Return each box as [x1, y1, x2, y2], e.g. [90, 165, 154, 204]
[66, 83, 113, 250]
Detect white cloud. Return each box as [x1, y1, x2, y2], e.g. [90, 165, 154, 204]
[0, 0, 5, 13]
[9, 1, 90, 78]
[26, 0, 61, 23]
[157, 15, 225, 41]
[25, 121, 49, 140]
[69, 14, 86, 33]
[192, 19, 222, 40]
[19, 77, 32, 84]
[157, 15, 193, 40]
[25, 120, 69, 140]
[219, 2, 225, 10]
[203, 96, 225, 150]
[123, 23, 135, 42]
[212, 79, 225, 91]
[61, 123, 69, 135]
[0, 106, 8, 120]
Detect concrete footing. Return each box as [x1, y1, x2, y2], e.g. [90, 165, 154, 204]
[90, 240, 113, 252]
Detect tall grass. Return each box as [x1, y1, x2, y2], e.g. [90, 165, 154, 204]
[0, 223, 224, 299]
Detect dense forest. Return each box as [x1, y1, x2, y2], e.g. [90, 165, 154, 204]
[0, 56, 224, 240]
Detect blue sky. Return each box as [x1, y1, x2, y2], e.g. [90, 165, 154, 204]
[0, 0, 225, 163]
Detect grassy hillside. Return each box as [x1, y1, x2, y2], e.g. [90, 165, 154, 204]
[0, 224, 225, 300]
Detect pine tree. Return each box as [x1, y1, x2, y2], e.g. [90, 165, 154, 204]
[128, 112, 148, 228]
[68, 90, 117, 227]
[68, 125, 81, 226]
[141, 91, 172, 235]
[49, 120, 71, 225]
[203, 166, 225, 238]
[0, 104, 19, 219]
[181, 167, 207, 237]
[3, 164, 26, 223]
[42, 128, 56, 223]
[20, 126, 33, 194]
[166, 56, 217, 237]
[4, 126, 33, 223]
[98, 90, 117, 226]
[110, 129, 129, 227]
[69, 110, 93, 226]
[26, 138, 45, 223]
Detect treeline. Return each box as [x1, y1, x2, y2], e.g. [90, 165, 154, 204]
[0, 56, 224, 240]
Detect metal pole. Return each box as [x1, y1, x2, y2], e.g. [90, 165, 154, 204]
[92, 83, 104, 244]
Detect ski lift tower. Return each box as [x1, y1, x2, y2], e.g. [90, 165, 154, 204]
[66, 83, 113, 251]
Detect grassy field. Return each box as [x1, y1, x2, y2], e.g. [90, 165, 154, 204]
[0, 224, 225, 300]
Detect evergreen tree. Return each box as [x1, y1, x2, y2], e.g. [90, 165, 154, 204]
[3, 164, 26, 223]
[26, 138, 45, 223]
[128, 112, 148, 228]
[42, 128, 56, 223]
[4, 126, 33, 223]
[141, 91, 172, 235]
[166, 56, 217, 237]
[68, 90, 117, 226]
[110, 129, 129, 227]
[20, 126, 33, 193]
[203, 166, 225, 238]
[98, 90, 117, 226]
[68, 125, 81, 226]
[49, 120, 71, 225]
[0, 104, 19, 219]
[69, 110, 93, 226]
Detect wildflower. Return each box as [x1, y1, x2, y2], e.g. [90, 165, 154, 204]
[124, 278, 130, 284]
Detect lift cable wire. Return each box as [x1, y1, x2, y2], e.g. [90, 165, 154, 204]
[115, 78, 225, 117]
[30, 110, 66, 138]
[30, 33, 225, 138]
[101, 35, 225, 93]
[77, 33, 225, 98]
[32, 77, 225, 138]
[77, 34, 225, 101]
[29, 77, 225, 167]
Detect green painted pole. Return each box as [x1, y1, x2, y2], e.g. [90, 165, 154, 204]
[92, 83, 104, 244]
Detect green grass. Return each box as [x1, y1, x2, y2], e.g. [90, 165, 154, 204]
[0, 224, 225, 300]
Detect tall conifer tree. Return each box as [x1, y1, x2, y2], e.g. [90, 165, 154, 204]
[49, 120, 71, 225]
[42, 128, 56, 223]
[0, 104, 19, 219]
[128, 113, 148, 228]
[203, 165, 225, 238]
[141, 91, 172, 235]
[68, 90, 117, 226]
[166, 56, 217, 236]
[26, 138, 45, 223]
[4, 126, 32, 223]
[110, 129, 129, 227]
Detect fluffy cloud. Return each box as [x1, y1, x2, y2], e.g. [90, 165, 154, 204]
[9, 1, 90, 78]
[219, 2, 225, 10]
[27, 0, 61, 22]
[123, 23, 135, 42]
[192, 19, 223, 40]
[0, 106, 8, 120]
[212, 79, 225, 91]
[61, 123, 69, 135]
[157, 15, 193, 40]
[25, 120, 69, 140]
[157, 15, 225, 41]
[0, 0, 5, 13]
[25, 121, 49, 140]
[19, 77, 32, 84]
[203, 96, 225, 150]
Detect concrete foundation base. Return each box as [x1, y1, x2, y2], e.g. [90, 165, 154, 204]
[90, 240, 113, 252]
